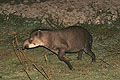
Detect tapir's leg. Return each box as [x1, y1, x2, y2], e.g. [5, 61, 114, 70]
[77, 50, 83, 60]
[51, 49, 72, 61]
[83, 44, 96, 62]
[58, 49, 73, 70]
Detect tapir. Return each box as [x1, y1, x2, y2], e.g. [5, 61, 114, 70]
[22, 26, 96, 70]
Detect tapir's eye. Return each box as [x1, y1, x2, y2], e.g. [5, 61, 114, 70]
[29, 39, 33, 43]
[33, 43, 36, 45]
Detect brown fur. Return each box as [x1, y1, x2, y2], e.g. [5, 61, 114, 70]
[22, 26, 96, 70]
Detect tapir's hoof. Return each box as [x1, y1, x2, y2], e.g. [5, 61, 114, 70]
[77, 57, 82, 60]
[72, 67, 75, 70]
[91, 60, 96, 64]
[69, 67, 75, 70]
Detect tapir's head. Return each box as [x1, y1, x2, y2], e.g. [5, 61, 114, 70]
[22, 30, 45, 50]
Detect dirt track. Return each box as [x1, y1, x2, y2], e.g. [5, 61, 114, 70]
[0, 0, 120, 25]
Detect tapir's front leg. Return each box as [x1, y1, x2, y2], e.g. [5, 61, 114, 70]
[58, 49, 73, 70]
[51, 49, 72, 61]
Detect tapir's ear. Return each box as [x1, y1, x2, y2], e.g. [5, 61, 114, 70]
[37, 30, 42, 37]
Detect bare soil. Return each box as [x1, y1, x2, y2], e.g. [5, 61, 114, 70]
[0, 0, 120, 25]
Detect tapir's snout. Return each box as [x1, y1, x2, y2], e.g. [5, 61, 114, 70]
[22, 38, 41, 50]
[22, 39, 30, 50]
[22, 44, 29, 50]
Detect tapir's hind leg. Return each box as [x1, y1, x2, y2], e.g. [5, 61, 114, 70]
[77, 50, 83, 60]
[83, 44, 96, 62]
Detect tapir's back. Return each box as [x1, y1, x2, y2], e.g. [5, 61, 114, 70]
[56, 26, 92, 52]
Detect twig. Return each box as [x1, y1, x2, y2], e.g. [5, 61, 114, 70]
[32, 63, 49, 80]
[12, 41, 32, 80]
[15, 36, 30, 65]
[17, 48, 49, 79]
[41, 66, 50, 80]
[45, 55, 48, 65]
[18, 49, 50, 80]
[44, 55, 50, 79]
[13, 36, 50, 80]
[97, 59, 115, 68]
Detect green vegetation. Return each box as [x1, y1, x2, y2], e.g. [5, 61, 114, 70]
[0, 9, 120, 80]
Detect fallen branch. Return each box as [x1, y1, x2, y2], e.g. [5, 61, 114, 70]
[12, 41, 32, 80]
[97, 59, 115, 68]
[12, 36, 50, 80]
